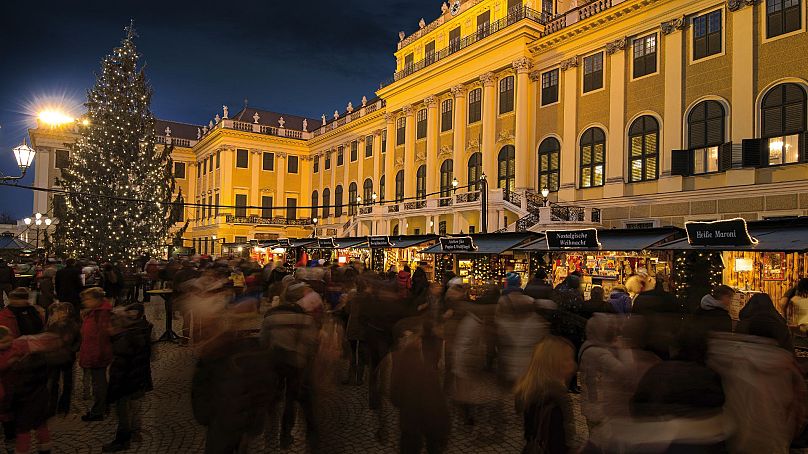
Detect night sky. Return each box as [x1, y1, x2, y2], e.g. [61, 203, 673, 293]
[0, 0, 438, 219]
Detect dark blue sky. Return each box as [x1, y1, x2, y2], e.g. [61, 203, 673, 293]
[0, 0, 437, 219]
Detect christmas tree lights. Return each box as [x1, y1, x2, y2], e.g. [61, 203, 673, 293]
[55, 23, 175, 262]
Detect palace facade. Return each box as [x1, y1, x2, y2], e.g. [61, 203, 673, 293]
[29, 0, 808, 254]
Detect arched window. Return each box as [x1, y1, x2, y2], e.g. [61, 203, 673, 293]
[311, 190, 318, 219]
[538, 138, 560, 192]
[761, 83, 806, 165]
[628, 115, 659, 182]
[579, 128, 605, 188]
[468, 152, 482, 191]
[497, 145, 515, 192]
[363, 178, 373, 205]
[379, 175, 386, 203]
[348, 182, 358, 215]
[392, 224, 400, 236]
[688, 100, 725, 174]
[322, 188, 331, 218]
[416, 165, 427, 200]
[440, 159, 454, 202]
[395, 170, 405, 202]
[335, 185, 344, 217]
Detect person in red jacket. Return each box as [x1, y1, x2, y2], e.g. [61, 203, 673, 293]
[79, 287, 113, 421]
[397, 265, 412, 299]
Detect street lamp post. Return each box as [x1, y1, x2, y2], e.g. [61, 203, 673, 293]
[541, 187, 550, 207]
[23, 213, 52, 251]
[3, 141, 36, 182]
[311, 217, 318, 238]
[480, 173, 489, 234]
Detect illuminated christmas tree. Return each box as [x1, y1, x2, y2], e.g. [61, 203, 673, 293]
[57, 23, 175, 262]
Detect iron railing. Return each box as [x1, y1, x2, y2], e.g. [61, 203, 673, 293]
[225, 215, 312, 226]
[550, 205, 585, 222]
[591, 208, 601, 223]
[404, 201, 427, 210]
[516, 212, 541, 232]
[387, 205, 400, 213]
[504, 190, 522, 207]
[455, 191, 481, 204]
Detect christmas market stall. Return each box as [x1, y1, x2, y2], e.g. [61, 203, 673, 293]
[515, 227, 682, 299]
[305, 237, 370, 266]
[259, 238, 316, 265]
[651, 217, 808, 319]
[367, 235, 438, 277]
[420, 232, 538, 298]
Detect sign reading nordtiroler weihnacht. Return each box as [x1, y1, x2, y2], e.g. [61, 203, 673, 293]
[685, 218, 758, 247]
[545, 229, 601, 249]
[368, 236, 392, 248]
[439, 236, 478, 252]
[317, 237, 337, 248]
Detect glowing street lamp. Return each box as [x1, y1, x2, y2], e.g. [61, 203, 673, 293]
[3, 141, 36, 182]
[541, 187, 550, 207]
[311, 217, 319, 238]
[38, 110, 74, 127]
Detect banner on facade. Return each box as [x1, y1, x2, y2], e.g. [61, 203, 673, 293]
[439, 236, 478, 252]
[368, 236, 392, 248]
[685, 218, 758, 247]
[317, 237, 337, 248]
[545, 229, 601, 249]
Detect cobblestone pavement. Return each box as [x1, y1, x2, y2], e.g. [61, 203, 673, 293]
[3, 299, 589, 453]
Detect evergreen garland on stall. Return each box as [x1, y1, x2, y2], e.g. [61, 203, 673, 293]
[56, 23, 175, 262]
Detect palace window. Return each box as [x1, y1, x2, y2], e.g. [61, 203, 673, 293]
[693, 10, 722, 60]
[235, 194, 247, 217]
[322, 188, 331, 218]
[311, 191, 318, 218]
[214, 194, 219, 216]
[350, 141, 358, 162]
[261, 196, 273, 219]
[337, 147, 344, 166]
[449, 27, 461, 54]
[363, 179, 373, 205]
[499, 76, 515, 114]
[396, 117, 406, 145]
[538, 138, 560, 192]
[583, 52, 604, 93]
[628, 115, 660, 182]
[325, 153, 331, 170]
[580, 128, 605, 188]
[173, 161, 185, 179]
[287, 155, 299, 174]
[381, 130, 387, 152]
[55, 149, 70, 169]
[286, 198, 297, 220]
[497, 145, 516, 193]
[541, 69, 559, 106]
[688, 100, 725, 174]
[335, 185, 343, 217]
[761, 83, 806, 165]
[633, 34, 657, 79]
[766, 0, 802, 38]
[202, 157, 207, 175]
[236, 149, 249, 168]
[379, 175, 386, 203]
[216, 151, 220, 168]
[416, 165, 427, 200]
[349, 182, 358, 215]
[313, 156, 319, 173]
[477, 11, 491, 39]
[441, 99, 453, 132]
[468, 152, 482, 191]
[416, 109, 428, 139]
[365, 135, 373, 157]
[425, 40, 436, 65]
[468, 88, 482, 124]
[262, 152, 274, 171]
[440, 159, 454, 200]
[395, 170, 405, 202]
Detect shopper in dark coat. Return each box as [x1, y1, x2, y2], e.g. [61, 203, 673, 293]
[524, 269, 553, 301]
[45, 302, 81, 416]
[103, 303, 153, 452]
[736, 293, 794, 352]
[55, 259, 83, 312]
[411, 263, 429, 298]
[632, 278, 680, 315]
[696, 285, 734, 333]
[0, 260, 15, 305]
[582, 286, 614, 318]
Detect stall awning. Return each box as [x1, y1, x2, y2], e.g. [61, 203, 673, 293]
[516, 227, 683, 252]
[0, 233, 33, 251]
[420, 233, 538, 255]
[653, 225, 808, 252]
[387, 235, 438, 249]
[259, 239, 316, 248]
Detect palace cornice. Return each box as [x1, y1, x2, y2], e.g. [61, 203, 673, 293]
[308, 109, 385, 146]
[528, 0, 661, 54]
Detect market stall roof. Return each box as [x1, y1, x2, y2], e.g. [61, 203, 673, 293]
[259, 238, 316, 248]
[0, 232, 33, 250]
[420, 232, 539, 255]
[387, 234, 438, 249]
[304, 237, 368, 249]
[652, 219, 808, 252]
[516, 227, 683, 252]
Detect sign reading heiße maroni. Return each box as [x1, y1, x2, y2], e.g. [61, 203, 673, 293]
[685, 218, 757, 247]
[545, 229, 601, 249]
[439, 236, 478, 252]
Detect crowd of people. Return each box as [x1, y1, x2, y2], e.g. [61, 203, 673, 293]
[0, 254, 807, 453]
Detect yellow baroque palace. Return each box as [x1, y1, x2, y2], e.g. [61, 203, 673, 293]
[29, 0, 808, 254]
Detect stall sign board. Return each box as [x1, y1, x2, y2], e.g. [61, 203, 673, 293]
[317, 238, 337, 248]
[685, 218, 757, 247]
[277, 238, 292, 248]
[546, 229, 601, 249]
[368, 236, 393, 249]
[439, 236, 478, 252]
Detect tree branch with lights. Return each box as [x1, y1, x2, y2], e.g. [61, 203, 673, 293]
[56, 23, 175, 263]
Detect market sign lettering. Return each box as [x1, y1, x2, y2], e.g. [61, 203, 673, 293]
[546, 229, 601, 249]
[439, 236, 478, 252]
[277, 238, 292, 247]
[685, 218, 757, 247]
[368, 236, 392, 248]
[317, 237, 337, 248]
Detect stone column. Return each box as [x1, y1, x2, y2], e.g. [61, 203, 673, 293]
[403, 105, 416, 199]
[425, 95, 439, 195]
[372, 130, 383, 195]
[33, 148, 49, 215]
[513, 57, 533, 190]
[276, 152, 286, 217]
[559, 57, 578, 202]
[660, 17, 687, 192]
[300, 156, 311, 218]
[605, 38, 627, 199]
[384, 114, 396, 202]
[480, 72, 498, 184]
[220, 148, 234, 215]
[451, 85, 468, 187]
[250, 150, 260, 216]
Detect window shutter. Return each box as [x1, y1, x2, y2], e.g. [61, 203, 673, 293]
[762, 108, 782, 137]
[689, 121, 706, 149]
[741, 138, 763, 167]
[800, 132, 808, 162]
[671, 150, 692, 176]
[718, 142, 733, 171]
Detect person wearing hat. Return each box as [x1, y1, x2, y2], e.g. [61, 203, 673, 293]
[0, 288, 44, 339]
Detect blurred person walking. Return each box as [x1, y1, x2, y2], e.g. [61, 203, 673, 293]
[78, 287, 113, 421]
[44, 302, 81, 416]
[55, 259, 83, 315]
[736, 293, 793, 351]
[696, 285, 734, 333]
[0, 259, 14, 307]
